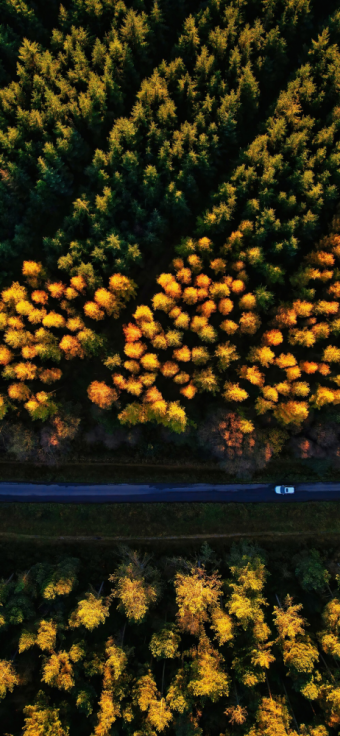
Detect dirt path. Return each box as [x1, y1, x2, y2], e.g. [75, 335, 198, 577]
[1, 530, 339, 543]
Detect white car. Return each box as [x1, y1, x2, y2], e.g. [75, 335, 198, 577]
[275, 485, 295, 495]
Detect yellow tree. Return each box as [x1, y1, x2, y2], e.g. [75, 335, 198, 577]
[226, 546, 274, 687]
[42, 651, 75, 691]
[109, 549, 160, 623]
[187, 633, 230, 701]
[134, 670, 173, 732]
[273, 595, 319, 699]
[319, 598, 340, 659]
[69, 593, 110, 631]
[0, 659, 18, 699]
[93, 637, 130, 736]
[174, 564, 222, 635]
[22, 700, 69, 736]
[149, 626, 181, 659]
[247, 696, 298, 736]
[87, 382, 117, 409]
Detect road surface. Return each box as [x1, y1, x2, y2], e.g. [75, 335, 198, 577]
[0, 482, 340, 503]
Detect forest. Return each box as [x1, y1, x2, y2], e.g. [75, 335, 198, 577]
[0, 540, 340, 735]
[1, 0, 340, 473]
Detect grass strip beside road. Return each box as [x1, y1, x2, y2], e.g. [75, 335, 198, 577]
[0, 457, 340, 484]
[0, 500, 340, 539]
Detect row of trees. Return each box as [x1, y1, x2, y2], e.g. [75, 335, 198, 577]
[1, 200, 340, 460]
[0, 541, 339, 734]
[87, 209, 340, 436]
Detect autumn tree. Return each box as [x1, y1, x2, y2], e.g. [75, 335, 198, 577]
[273, 595, 320, 699]
[109, 549, 161, 623]
[174, 563, 223, 635]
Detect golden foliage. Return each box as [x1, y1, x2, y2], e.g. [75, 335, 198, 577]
[191, 346, 210, 364]
[174, 311, 190, 329]
[173, 346, 191, 362]
[0, 345, 13, 365]
[87, 381, 117, 409]
[239, 365, 265, 387]
[218, 298, 233, 315]
[248, 346, 275, 367]
[315, 300, 338, 315]
[292, 299, 314, 317]
[180, 383, 197, 399]
[125, 377, 143, 396]
[36, 620, 57, 652]
[239, 292, 256, 310]
[124, 341, 147, 360]
[195, 273, 211, 289]
[276, 353, 297, 369]
[31, 290, 49, 305]
[8, 382, 31, 401]
[65, 287, 78, 300]
[70, 275, 87, 292]
[69, 593, 110, 631]
[274, 306, 297, 328]
[174, 567, 222, 634]
[0, 659, 18, 699]
[8, 315, 24, 329]
[166, 330, 183, 347]
[94, 288, 117, 315]
[2, 282, 28, 305]
[152, 334, 168, 350]
[231, 279, 245, 294]
[39, 368, 62, 384]
[224, 382, 248, 402]
[182, 287, 199, 305]
[13, 362, 37, 380]
[173, 372, 190, 385]
[262, 329, 283, 346]
[176, 267, 192, 284]
[210, 258, 226, 273]
[323, 345, 340, 362]
[84, 301, 105, 320]
[215, 342, 239, 370]
[59, 335, 84, 359]
[140, 353, 160, 371]
[133, 305, 153, 323]
[21, 345, 37, 359]
[274, 401, 309, 425]
[198, 324, 218, 343]
[194, 367, 219, 393]
[66, 316, 84, 332]
[197, 300, 217, 318]
[286, 365, 301, 381]
[161, 361, 179, 378]
[42, 312, 66, 329]
[299, 360, 318, 374]
[22, 261, 43, 287]
[47, 282, 65, 299]
[15, 300, 33, 316]
[152, 293, 175, 312]
[220, 319, 238, 334]
[109, 274, 136, 301]
[123, 323, 142, 343]
[239, 312, 261, 334]
[124, 360, 140, 374]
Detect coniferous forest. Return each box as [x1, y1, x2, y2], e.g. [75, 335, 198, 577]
[1, 0, 340, 470]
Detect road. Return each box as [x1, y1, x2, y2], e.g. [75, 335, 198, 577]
[0, 481, 340, 503]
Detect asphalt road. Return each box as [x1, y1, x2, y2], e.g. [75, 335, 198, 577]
[0, 481, 340, 503]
